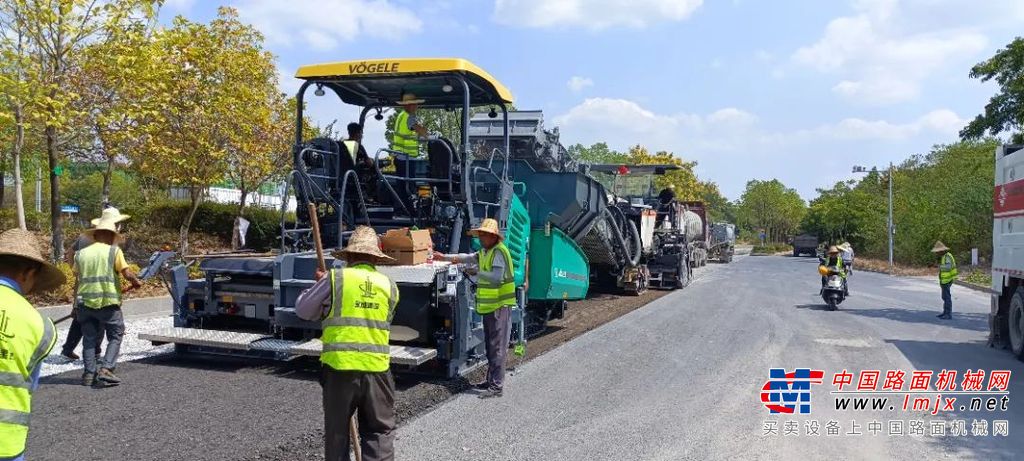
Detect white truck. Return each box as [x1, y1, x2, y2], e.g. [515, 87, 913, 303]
[991, 144, 1024, 359]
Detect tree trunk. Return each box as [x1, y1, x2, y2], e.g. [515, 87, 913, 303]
[179, 187, 203, 255]
[13, 108, 26, 230]
[231, 190, 249, 250]
[47, 125, 63, 261]
[101, 154, 114, 206]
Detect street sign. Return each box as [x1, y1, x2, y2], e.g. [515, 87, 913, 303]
[53, 166, 64, 176]
[60, 205, 79, 214]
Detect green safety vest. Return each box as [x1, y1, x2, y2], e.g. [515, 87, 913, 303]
[75, 243, 122, 309]
[939, 252, 958, 284]
[476, 243, 516, 315]
[321, 265, 395, 373]
[390, 110, 421, 158]
[0, 286, 56, 458]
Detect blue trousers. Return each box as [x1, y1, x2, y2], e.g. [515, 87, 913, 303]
[940, 282, 952, 315]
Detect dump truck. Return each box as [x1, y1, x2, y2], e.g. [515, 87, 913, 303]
[140, 58, 591, 378]
[681, 201, 709, 268]
[792, 234, 819, 257]
[990, 144, 1024, 360]
[708, 222, 735, 263]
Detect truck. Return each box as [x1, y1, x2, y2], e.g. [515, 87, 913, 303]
[792, 234, 819, 257]
[708, 222, 735, 263]
[990, 143, 1024, 360]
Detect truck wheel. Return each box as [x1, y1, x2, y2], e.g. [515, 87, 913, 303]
[675, 256, 690, 289]
[1010, 288, 1024, 359]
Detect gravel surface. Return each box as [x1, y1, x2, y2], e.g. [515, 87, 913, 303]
[39, 316, 173, 377]
[394, 255, 1023, 460]
[26, 272, 679, 461]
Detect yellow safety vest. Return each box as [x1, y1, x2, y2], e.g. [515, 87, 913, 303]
[476, 243, 516, 315]
[939, 252, 958, 284]
[390, 110, 421, 158]
[0, 285, 56, 458]
[320, 265, 395, 372]
[75, 243, 122, 309]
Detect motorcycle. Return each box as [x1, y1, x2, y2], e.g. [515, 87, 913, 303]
[818, 258, 846, 311]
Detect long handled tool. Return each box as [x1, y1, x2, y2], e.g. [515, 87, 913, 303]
[308, 203, 362, 461]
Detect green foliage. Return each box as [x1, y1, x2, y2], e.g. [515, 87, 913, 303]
[962, 37, 1024, 143]
[802, 139, 998, 265]
[569, 142, 627, 164]
[62, 170, 143, 219]
[144, 200, 285, 250]
[751, 244, 793, 255]
[736, 179, 806, 243]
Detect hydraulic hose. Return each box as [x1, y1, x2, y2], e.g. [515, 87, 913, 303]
[601, 207, 642, 267]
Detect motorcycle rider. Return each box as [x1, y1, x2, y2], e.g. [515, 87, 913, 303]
[820, 245, 848, 296]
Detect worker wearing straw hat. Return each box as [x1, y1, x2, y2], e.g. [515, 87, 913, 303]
[839, 242, 855, 274]
[59, 206, 125, 362]
[75, 207, 142, 387]
[434, 218, 516, 399]
[932, 241, 958, 320]
[295, 226, 399, 461]
[0, 228, 64, 460]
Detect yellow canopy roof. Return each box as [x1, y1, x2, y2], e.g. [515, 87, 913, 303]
[295, 58, 514, 107]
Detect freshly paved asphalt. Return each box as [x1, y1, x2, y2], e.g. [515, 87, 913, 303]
[394, 255, 1024, 460]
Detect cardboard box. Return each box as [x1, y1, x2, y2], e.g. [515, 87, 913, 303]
[380, 228, 432, 265]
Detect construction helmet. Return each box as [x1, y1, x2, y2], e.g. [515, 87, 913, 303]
[818, 265, 830, 276]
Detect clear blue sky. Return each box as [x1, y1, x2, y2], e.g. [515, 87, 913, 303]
[162, 0, 1023, 200]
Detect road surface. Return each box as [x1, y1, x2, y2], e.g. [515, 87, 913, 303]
[25, 253, 1023, 460]
[394, 255, 1022, 460]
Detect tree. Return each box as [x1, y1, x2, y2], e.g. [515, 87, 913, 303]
[5, 0, 159, 259]
[962, 37, 1024, 142]
[132, 7, 284, 254]
[73, 16, 161, 206]
[0, 12, 36, 229]
[736, 179, 806, 244]
[569, 142, 626, 164]
[225, 93, 294, 249]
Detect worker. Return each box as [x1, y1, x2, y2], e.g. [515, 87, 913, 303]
[390, 92, 430, 180]
[821, 245, 847, 295]
[59, 213, 110, 362]
[343, 122, 373, 169]
[295, 226, 399, 461]
[933, 241, 958, 319]
[75, 207, 142, 387]
[0, 228, 64, 461]
[433, 218, 515, 398]
[840, 242, 855, 274]
[656, 184, 677, 228]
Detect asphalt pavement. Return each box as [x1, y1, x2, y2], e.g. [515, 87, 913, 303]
[394, 255, 1024, 460]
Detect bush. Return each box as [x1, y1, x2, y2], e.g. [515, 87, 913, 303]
[752, 244, 793, 255]
[63, 170, 145, 221]
[144, 200, 287, 250]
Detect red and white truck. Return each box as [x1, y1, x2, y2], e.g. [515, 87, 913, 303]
[991, 144, 1024, 359]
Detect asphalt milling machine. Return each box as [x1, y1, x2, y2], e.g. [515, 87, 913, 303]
[139, 59, 692, 378]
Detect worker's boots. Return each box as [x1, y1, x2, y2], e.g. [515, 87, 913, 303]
[97, 368, 122, 386]
[82, 372, 95, 387]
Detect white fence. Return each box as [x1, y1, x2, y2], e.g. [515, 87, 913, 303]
[169, 186, 296, 212]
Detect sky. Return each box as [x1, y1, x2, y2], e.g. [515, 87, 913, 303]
[160, 0, 1024, 200]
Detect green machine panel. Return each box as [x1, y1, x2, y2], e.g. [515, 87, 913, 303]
[527, 227, 589, 301]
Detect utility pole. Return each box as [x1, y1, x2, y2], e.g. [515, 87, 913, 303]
[887, 161, 894, 273]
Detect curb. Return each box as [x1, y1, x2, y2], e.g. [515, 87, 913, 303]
[953, 279, 998, 295]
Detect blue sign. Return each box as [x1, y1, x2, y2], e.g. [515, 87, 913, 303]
[60, 205, 80, 214]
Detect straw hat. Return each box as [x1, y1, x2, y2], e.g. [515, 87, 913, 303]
[827, 245, 840, 255]
[396, 92, 425, 106]
[90, 207, 130, 227]
[931, 241, 949, 253]
[839, 242, 852, 252]
[0, 228, 66, 293]
[333, 225, 394, 262]
[469, 218, 503, 240]
[85, 207, 129, 239]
